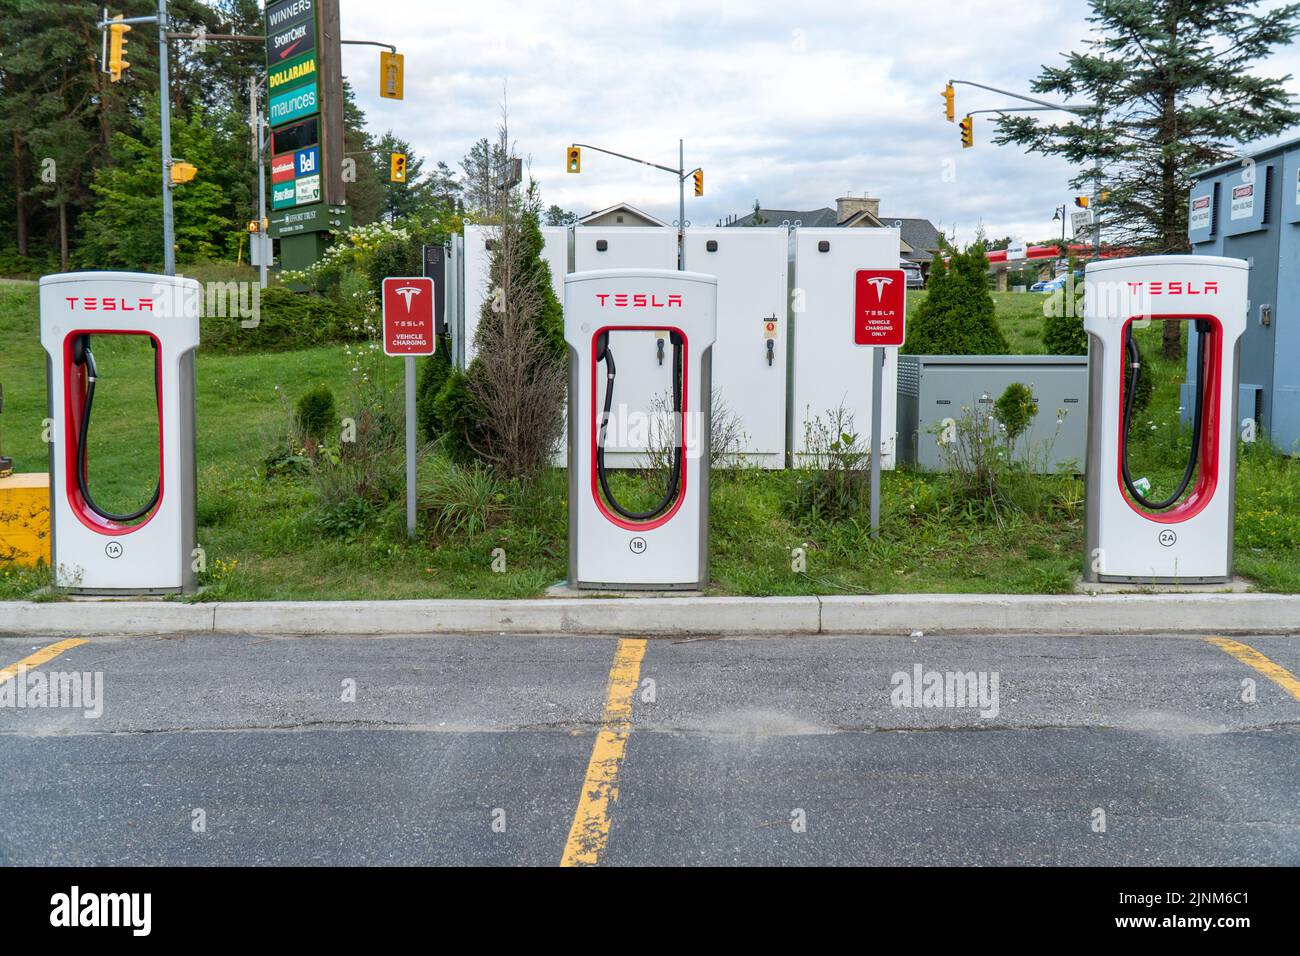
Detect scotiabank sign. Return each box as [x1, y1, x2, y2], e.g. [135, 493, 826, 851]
[853, 269, 906, 347]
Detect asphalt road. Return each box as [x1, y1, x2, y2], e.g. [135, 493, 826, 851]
[0, 631, 1297, 866]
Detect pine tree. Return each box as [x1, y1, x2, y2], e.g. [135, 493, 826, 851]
[903, 243, 1009, 356]
[996, 0, 1300, 358]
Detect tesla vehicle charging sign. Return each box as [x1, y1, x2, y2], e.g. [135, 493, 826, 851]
[382, 277, 435, 355]
[853, 269, 906, 346]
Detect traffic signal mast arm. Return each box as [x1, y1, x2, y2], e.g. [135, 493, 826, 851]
[568, 142, 684, 178]
[946, 78, 1103, 260]
[946, 79, 1092, 116]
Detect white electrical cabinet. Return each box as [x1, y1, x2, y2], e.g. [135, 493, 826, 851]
[788, 227, 901, 467]
[683, 227, 787, 467]
[540, 225, 569, 303]
[572, 227, 679, 466]
[461, 224, 493, 366]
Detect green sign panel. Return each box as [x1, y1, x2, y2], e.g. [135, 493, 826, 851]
[268, 52, 318, 99]
[269, 203, 351, 238]
[269, 81, 319, 126]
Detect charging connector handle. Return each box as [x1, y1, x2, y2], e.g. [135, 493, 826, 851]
[1119, 322, 1210, 511]
[595, 330, 684, 522]
[74, 336, 162, 523]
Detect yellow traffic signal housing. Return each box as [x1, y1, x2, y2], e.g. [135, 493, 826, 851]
[170, 161, 197, 185]
[693, 169, 704, 197]
[1075, 195, 1090, 208]
[566, 146, 581, 174]
[380, 51, 404, 100]
[960, 115, 974, 148]
[943, 84, 955, 122]
[390, 152, 407, 183]
[108, 16, 131, 83]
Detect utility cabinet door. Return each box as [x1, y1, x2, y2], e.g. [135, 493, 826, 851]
[789, 228, 901, 467]
[684, 228, 787, 467]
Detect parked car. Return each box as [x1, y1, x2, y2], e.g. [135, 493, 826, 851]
[1036, 276, 1069, 293]
[1029, 279, 1050, 292]
[900, 260, 924, 288]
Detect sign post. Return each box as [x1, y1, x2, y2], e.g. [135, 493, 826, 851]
[853, 269, 907, 537]
[382, 277, 436, 539]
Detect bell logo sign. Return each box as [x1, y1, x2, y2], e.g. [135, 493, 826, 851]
[853, 269, 906, 347]
[382, 276, 435, 356]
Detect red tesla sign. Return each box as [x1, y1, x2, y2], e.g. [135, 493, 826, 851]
[853, 269, 906, 347]
[382, 277, 435, 356]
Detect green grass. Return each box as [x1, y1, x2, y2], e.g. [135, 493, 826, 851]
[2, 281, 1297, 600]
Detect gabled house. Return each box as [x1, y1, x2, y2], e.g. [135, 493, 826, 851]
[727, 195, 943, 280]
[579, 202, 669, 227]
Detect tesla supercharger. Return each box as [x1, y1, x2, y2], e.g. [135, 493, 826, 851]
[40, 272, 200, 593]
[1083, 255, 1247, 583]
[565, 268, 717, 589]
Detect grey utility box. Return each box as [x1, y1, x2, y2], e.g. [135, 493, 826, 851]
[897, 354, 1089, 473]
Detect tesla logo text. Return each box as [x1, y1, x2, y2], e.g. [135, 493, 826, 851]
[393, 285, 423, 310]
[865, 275, 894, 301]
[65, 297, 155, 311]
[1126, 281, 1218, 295]
[595, 293, 683, 308]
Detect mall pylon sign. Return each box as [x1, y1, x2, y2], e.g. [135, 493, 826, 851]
[264, 0, 345, 222]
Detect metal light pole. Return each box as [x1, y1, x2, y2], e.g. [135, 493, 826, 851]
[157, 0, 175, 276]
[256, 111, 268, 289]
[678, 139, 685, 269]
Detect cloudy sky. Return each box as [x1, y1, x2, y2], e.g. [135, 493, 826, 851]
[336, 0, 1300, 245]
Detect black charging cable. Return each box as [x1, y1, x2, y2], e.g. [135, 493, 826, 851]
[595, 329, 684, 521]
[1120, 320, 1212, 510]
[72, 335, 162, 523]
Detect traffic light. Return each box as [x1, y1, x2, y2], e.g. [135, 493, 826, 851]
[247, 219, 259, 234]
[108, 15, 131, 83]
[693, 169, 704, 197]
[960, 115, 974, 148]
[566, 146, 581, 174]
[379, 51, 404, 100]
[390, 152, 407, 183]
[169, 161, 197, 185]
[943, 83, 955, 122]
[1075, 195, 1090, 208]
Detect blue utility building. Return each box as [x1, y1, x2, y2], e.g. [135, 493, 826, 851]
[1186, 134, 1300, 454]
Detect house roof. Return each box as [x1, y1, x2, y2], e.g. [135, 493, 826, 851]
[579, 202, 669, 227]
[727, 207, 942, 261]
[727, 207, 839, 228]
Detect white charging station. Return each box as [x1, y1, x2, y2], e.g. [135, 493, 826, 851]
[1083, 255, 1247, 582]
[565, 268, 716, 589]
[39, 272, 200, 594]
[683, 227, 788, 467]
[788, 228, 901, 466]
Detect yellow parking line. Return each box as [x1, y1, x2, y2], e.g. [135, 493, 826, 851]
[560, 638, 647, 867]
[1205, 636, 1300, 701]
[0, 638, 89, 685]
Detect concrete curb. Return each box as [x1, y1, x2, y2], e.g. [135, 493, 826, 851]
[1, 592, 1298, 638]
